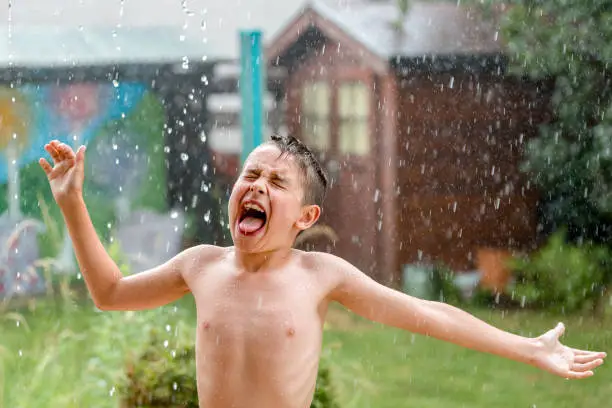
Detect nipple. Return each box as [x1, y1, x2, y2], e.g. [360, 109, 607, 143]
[286, 327, 295, 337]
[201, 321, 210, 330]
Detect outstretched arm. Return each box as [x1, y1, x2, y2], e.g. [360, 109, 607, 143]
[61, 194, 196, 311]
[325, 254, 605, 379]
[40, 140, 200, 311]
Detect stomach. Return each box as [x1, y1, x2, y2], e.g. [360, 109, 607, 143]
[194, 324, 323, 408]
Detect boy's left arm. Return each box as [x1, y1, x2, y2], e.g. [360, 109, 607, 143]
[325, 254, 605, 379]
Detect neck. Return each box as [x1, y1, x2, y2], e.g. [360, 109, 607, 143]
[233, 246, 293, 273]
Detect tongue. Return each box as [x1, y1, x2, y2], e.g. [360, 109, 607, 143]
[239, 216, 265, 234]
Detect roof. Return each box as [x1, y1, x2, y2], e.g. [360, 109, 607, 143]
[269, 0, 502, 65]
[0, 25, 209, 68]
[0, 0, 308, 63]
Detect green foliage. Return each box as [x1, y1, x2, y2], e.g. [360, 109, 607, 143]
[120, 330, 198, 407]
[119, 330, 342, 408]
[474, 0, 612, 243]
[91, 91, 167, 213]
[312, 353, 340, 408]
[510, 230, 612, 313]
[430, 263, 464, 305]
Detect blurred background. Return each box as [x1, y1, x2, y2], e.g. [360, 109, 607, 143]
[0, 0, 610, 406]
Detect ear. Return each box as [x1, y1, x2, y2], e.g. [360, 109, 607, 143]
[295, 204, 321, 231]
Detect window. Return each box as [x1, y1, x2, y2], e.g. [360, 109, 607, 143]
[301, 81, 330, 151]
[338, 81, 370, 155]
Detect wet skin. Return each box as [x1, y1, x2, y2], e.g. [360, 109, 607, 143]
[40, 140, 607, 408]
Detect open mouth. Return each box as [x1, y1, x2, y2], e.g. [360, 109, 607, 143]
[238, 202, 267, 235]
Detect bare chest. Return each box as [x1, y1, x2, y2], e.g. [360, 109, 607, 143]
[189, 269, 325, 350]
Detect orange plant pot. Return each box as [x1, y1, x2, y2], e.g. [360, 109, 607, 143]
[476, 248, 512, 293]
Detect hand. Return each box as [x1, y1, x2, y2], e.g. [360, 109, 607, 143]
[39, 140, 86, 206]
[533, 322, 606, 379]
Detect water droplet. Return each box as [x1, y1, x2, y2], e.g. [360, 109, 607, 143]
[163, 340, 169, 348]
[170, 211, 179, 219]
[166, 324, 171, 332]
[203, 210, 211, 223]
[180, 152, 189, 162]
[373, 189, 380, 202]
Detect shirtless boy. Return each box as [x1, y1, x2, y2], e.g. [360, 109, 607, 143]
[40, 135, 605, 408]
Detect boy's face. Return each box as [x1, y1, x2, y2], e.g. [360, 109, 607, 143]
[228, 144, 321, 253]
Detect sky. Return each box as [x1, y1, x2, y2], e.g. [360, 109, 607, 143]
[0, 0, 313, 60]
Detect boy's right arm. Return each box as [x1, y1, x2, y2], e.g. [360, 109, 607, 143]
[40, 140, 205, 311]
[62, 195, 197, 311]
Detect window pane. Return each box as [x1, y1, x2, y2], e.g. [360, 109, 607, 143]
[339, 81, 370, 155]
[353, 84, 369, 117]
[312, 120, 330, 150]
[302, 81, 330, 116]
[301, 81, 330, 151]
[339, 120, 369, 155]
[339, 82, 369, 118]
[314, 84, 330, 116]
[338, 85, 353, 117]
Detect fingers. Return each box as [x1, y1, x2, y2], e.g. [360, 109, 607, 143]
[38, 158, 53, 175]
[572, 358, 604, 372]
[75, 145, 86, 167]
[44, 142, 62, 164]
[565, 370, 594, 380]
[573, 351, 607, 362]
[553, 322, 565, 338]
[55, 141, 76, 160]
[42, 141, 81, 173]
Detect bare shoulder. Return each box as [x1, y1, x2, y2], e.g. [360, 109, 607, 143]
[295, 250, 357, 286]
[172, 244, 228, 272]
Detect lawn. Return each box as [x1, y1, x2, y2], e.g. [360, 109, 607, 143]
[0, 296, 610, 407]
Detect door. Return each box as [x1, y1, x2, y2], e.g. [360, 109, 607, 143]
[296, 70, 378, 274]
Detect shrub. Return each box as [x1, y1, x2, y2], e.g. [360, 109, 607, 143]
[430, 263, 464, 306]
[510, 230, 612, 314]
[120, 331, 341, 408]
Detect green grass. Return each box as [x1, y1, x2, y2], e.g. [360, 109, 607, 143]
[0, 298, 610, 407]
[324, 305, 612, 408]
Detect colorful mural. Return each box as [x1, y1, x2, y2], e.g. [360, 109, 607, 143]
[0, 82, 148, 183]
[0, 82, 170, 299]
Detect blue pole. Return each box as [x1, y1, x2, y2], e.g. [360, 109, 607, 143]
[239, 30, 265, 164]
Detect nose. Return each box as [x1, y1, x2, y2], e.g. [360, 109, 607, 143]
[249, 181, 265, 195]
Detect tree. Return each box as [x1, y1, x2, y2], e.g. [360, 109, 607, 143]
[473, 0, 612, 314]
[478, 1, 612, 244]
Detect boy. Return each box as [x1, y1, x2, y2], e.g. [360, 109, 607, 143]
[40, 135, 605, 408]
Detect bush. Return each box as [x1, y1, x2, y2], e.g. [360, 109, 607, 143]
[120, 331, 341, 408]
[510, 230, 612, 314]
[430, 263, 464, 306]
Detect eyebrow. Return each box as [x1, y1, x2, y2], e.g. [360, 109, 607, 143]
[243, 167, 289, 180]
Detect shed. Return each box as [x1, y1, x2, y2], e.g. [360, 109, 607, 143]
[267, 0, 550, 284]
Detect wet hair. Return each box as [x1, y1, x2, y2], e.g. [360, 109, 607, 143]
[265, 135, 329, 206]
